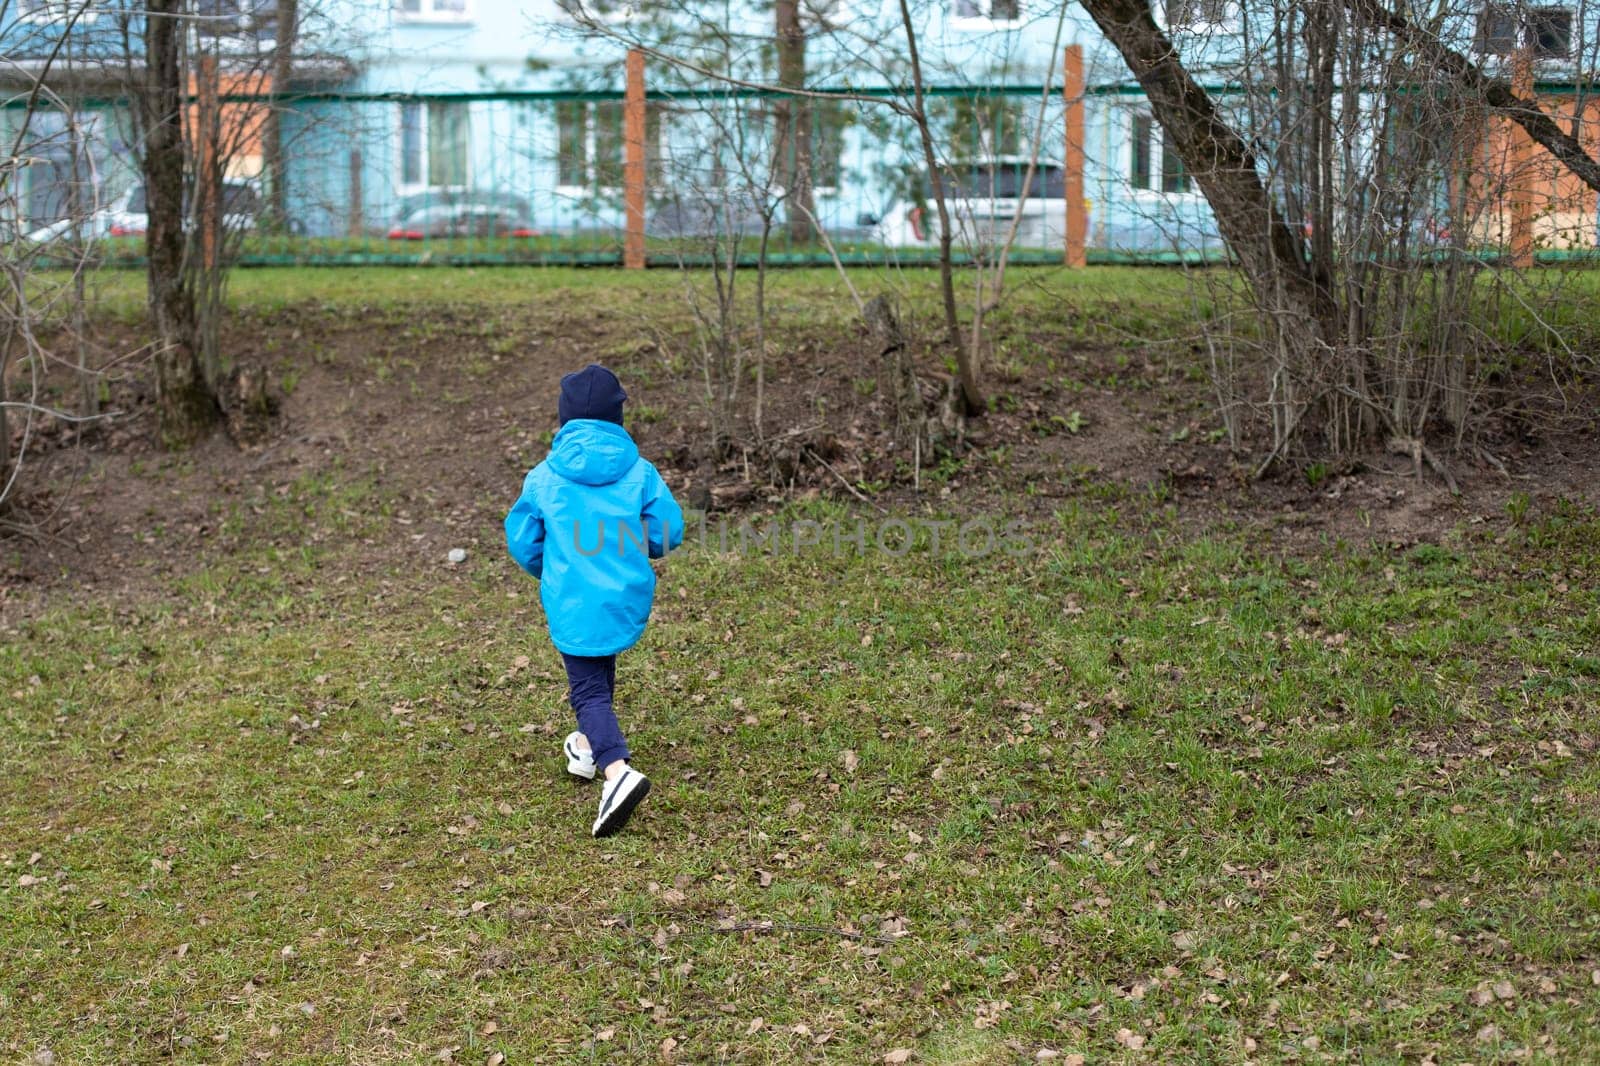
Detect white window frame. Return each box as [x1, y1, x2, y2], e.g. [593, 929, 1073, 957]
[397, 101, 471, 195]
[947, 0, 1024, 31]
[1126, 109, 1200, 201]
[395, 0, 474, 25]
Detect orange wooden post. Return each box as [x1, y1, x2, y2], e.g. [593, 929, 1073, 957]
[1508, 53, 1535, 268]
[1063, 45, 1086, 269]
[198, 55, 220, 273]
[624, 48, 647, 270]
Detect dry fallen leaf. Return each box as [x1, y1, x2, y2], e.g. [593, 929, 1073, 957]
[1469, 986, 1494, 1008]
[1477, 1024, 1501, 1043]
[660, 1036, 678, 1060]
[884, 1050, 914, 1064]
[486, 1054, 504, 1066]
[1171, 930, 1198, 952]
[842, 749, 859, 773]
[1493, 980, 1516, 1001]
[747, 1017, 764, 1035]
[1115, 1028, 1146, 1050]
[595, 1028, 615, 1042]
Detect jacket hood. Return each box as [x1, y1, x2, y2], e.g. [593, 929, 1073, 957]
[547, 419, 640, 486]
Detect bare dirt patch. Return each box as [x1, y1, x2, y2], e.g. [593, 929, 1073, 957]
[4, 290, 1598, 609]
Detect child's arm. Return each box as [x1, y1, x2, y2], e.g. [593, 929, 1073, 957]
[504, 474, 547, 579]
[642, 465, 685, 559]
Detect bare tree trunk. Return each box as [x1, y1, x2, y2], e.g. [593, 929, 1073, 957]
[264, 0, 298, 229]
[895, 0, 982, 415]
[1079, 0, 1338, 359]
[774, 0, 812, 245]
[141, 0, 217, 445]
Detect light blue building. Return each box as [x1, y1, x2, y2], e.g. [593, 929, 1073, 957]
[4, 0, 1594, 256]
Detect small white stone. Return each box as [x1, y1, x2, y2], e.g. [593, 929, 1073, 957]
[447, 548, 468, 565]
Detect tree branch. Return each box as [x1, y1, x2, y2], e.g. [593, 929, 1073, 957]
[1345, 0, 1600, 192]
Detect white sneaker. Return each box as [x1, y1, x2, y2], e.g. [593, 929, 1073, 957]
[592, 765, 650, 838]
[563, 732, 596, 781]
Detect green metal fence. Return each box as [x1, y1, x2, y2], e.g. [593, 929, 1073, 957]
[5, 80, 1241, 268]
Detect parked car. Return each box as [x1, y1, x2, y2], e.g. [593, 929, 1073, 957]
[22, 179, 274, 242]
[865, 158, 1069, 249]
[385, 192, 540, 239]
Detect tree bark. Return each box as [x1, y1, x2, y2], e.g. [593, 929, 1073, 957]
[264, 0, 299, 229]
[774, 0, 813, 244]
[141, 0, 217, 445]
[1078, 0, 1339, 346]
[1345, 0, 1600, 193]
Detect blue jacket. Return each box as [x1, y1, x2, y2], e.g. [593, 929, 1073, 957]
[504, 419, 685, 656]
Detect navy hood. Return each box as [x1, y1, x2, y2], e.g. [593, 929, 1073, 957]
[558, 364, 627, 427]
[547, 419, 640, 487]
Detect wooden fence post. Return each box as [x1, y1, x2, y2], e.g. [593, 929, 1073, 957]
[1063, 44, 1086, 269]
[624, 48, 647, 269]
[349, 148, 363, 237]
[1508, 53, 1535, 269]
[197, 54, 220, 273]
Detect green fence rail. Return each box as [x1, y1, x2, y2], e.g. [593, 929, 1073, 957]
[10, 80, 1597, 269]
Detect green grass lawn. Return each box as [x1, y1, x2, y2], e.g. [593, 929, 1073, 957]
[42, 263, 1204, 345]
[4, 477, 1598, 1062]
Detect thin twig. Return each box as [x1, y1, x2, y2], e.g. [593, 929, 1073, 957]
[804, 446, 888, 513]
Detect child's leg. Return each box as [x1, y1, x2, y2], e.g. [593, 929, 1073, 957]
[562, 653, 629, 772]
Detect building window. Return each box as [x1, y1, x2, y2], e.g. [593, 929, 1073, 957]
[1165, 0, 1229, 27]
[950, 0, 1021, 23]
[1478, 5, 1573, 58]
[946, 96, 1023, 159]
[397, 0, 471, 22]
[556, 102, 663, 190]
[18, 0, 102, 21]
[196, 0, 276, 43]
[577, 0, 658, 22]
[399, 101, 470, 189]
[1478, 5, 1520, 53]
[1130, 114, 1153, 190]
[556, 102, 589, 189]
[1160, 127, 1189, 193]
[1530, 7, 1572, 57]
[1130, 112, 1190, 194]
[811, 104, 850, 192]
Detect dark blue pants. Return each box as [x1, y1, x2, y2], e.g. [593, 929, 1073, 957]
[561, 653, 629, 772]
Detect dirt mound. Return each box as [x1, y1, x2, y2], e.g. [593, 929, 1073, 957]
[4, 294, 1598, 607]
